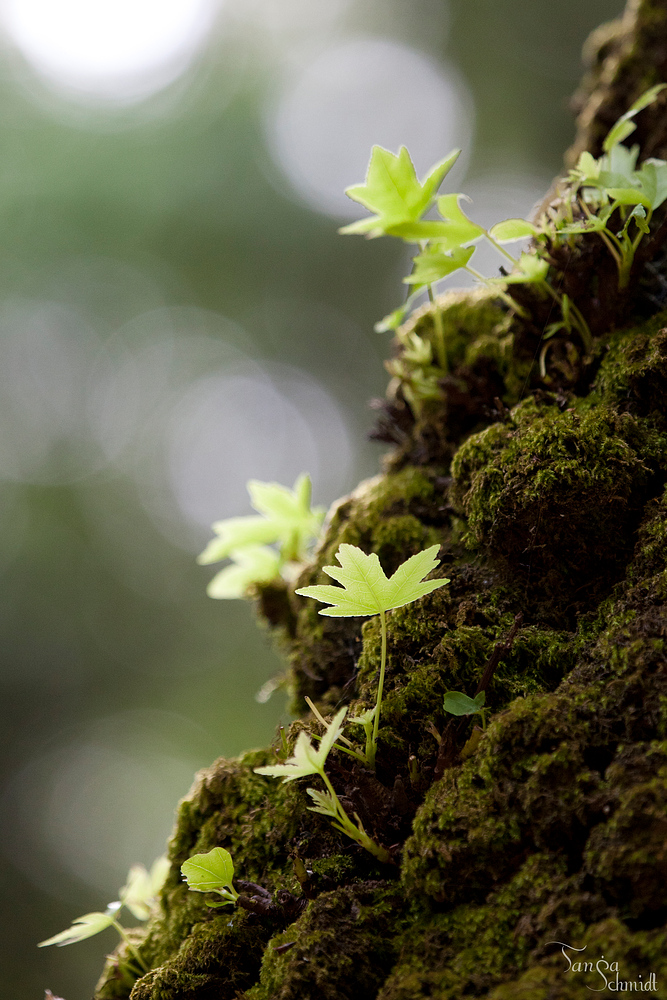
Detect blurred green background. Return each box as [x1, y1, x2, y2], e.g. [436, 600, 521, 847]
[0, 0, 622, 996]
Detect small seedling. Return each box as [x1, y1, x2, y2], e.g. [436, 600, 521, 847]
[38, 855, 169, 973]
[548, 84, 667, 289]
[198, 473, 324, 598]
[181, 847, 239, 907]
[341, 145, 571, 376]
[443, 689, 489, 729]
[255, 707, 390, 863]
[342, 86, 667, 409]
[296, 543, 449, 767]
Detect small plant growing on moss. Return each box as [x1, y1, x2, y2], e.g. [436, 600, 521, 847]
[38, 855, 169, 974]
[295, 542, 449, 768]
[255, 706, 391, 863]
[341, 144, 587, 369]
[198, 473, 324, 598]
[181, 847, 239, 907]
[552, 84, 667, 290]
[342, 85, 667, 409]
[443, 689, 489, 729]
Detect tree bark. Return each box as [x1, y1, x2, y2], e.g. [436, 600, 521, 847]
[95, 2, 667, 996]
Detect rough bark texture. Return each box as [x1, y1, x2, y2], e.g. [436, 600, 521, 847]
[95, 2, 667, 996]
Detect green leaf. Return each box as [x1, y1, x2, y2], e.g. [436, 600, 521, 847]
[443, 690, 485, 717]
[385, 219, 466, 241]
[341, 146, 460, 236]
[38, 912, 115, 948]
[629, 204, 650, 234]
[571, 150, 601, 185]
[403, 244, 474, 286]
[374, 305, 408, 333]
[603, 119, 636, 152]
[501, 252, 549, 285]
[348, 706, 377, 727]
[606, 187, 653, 210]
[436, 193, 485, 246]
[558, 216, 608, 235]
[254, 706, 348, 781]
[637, 158, 667, 209]
[181, 847, 235, 893]
[198, 474, 324, 567]
[306, 786, 339, 819]
[206, 546, 281, 599]
[120, 856, 170, 921]
[295, 543, 449, 618]
[488, 218, 538, 242]
[603, 83, 667, 152]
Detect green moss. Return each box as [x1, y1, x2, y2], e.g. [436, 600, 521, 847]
[487, 918, 667, 999]
[94, 145, 667, 1000]
[379, 854, 604, 999]
[404, 288, 511, 372]
[130, 914, 269, 1000]
[246, 884, 401, 1000]
[450, 339, 667, 618]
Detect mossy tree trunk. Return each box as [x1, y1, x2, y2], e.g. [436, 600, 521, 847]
[96, 2, 667, 997]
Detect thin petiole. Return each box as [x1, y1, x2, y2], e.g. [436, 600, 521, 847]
[484, 232, 518, 264]
[112, 920, 149, 974]
[427, 284, 448, 372]
[369, 610, 388, 769]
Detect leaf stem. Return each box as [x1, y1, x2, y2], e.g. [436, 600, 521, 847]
[319, 770, 390, 864]
[484, 232, 518, 264]
[426, 284, 448, 372]
[111, 920, 149, 974]
[369, 610, 387, 769]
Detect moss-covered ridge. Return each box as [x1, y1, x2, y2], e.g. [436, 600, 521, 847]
[93, 293, 667, 999]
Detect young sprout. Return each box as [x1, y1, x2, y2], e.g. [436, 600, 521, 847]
[443, 690, 489, 729]
[343, 86, 667, 403]
[181, 847, 239, 907]
[255, 707, 391, 863]
[296, 543, 449, 768]
[198, 474, 324, 598]
[341, 143, 586, 384]
[550, 84, 667, 289]
[37, 855, 169, 974]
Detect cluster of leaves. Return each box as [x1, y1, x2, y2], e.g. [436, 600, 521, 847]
[340, 143, 557, 391]
[255, 705, 391, 863]
[342, 85, 667, 410]
[181, 847, 239, 906]
[549, 84, 667, 290]
[38, 856, 169, 974]
[198, 473, 324, 599]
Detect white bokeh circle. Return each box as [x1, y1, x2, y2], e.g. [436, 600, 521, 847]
[0, 0, 219, 103]
[267, 36, 474, 218]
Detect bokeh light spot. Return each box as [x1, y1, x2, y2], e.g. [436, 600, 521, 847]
[267, 36, 474, 218]
[0, 0, 219, 103]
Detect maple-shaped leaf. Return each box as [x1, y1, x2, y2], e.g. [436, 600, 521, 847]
[404, 244, 474, 286]
[120, 855, 170, 921]
[198, 473, 324, 566]
[38, 912, 116, 948]
[206, 545, 281, 599]
[254, 706, 347, 782]
[493, 252, 549, 285]
[295, 543, 449, 617]
[340, 146, 460, 237]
